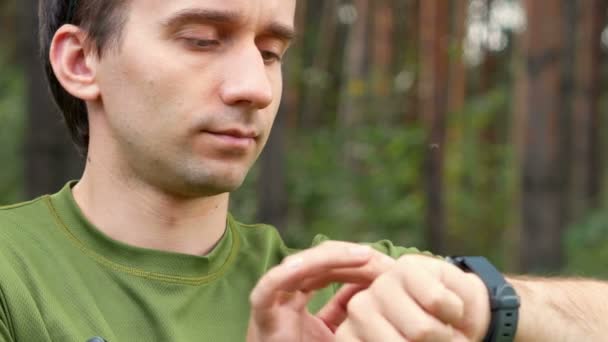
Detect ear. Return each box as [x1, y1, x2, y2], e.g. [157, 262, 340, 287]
[49, 25, 100, 101]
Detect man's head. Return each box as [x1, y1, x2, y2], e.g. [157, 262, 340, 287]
[42, 0, 296, 197]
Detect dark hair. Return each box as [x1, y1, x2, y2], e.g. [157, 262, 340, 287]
[38, 0, 129, 154]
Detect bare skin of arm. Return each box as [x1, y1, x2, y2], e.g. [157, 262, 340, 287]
[511, 277, 608, 342]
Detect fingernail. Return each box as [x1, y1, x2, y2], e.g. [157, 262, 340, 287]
[284, 257, 303, 269]
[349, 245, 372, 257]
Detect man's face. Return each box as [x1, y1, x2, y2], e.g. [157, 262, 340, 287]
[93, 0, 296, 197]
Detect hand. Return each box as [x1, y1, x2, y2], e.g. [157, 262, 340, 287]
[335, 254, 491, 342]
[246, 241, 395, 342]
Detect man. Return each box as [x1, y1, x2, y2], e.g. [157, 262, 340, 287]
[1, 0, 606, 341]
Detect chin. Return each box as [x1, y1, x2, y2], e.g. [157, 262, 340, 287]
[180, 172, 247, 197]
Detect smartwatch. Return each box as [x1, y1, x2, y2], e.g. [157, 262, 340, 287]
[447, 256, 520, 342]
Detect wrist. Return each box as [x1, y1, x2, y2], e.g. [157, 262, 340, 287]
[448, 256, 520, 342]
[468, 272, 492, 340]
[506, 277, 536, 342]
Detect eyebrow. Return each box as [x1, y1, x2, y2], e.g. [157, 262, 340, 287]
[162, 8, 242, 28]
[161, 8, 296, 43]
[260, 23, 297, 43]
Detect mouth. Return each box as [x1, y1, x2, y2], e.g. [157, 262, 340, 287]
[203, 128, 259, 150]
[212, 128, 258, 139]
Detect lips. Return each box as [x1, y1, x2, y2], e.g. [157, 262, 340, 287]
[202, 127, 259, 150]
[210, 128, 258, 140]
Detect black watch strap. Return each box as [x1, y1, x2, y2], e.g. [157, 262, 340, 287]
[447, 256, 520, 342]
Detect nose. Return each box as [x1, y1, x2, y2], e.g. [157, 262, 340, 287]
[219, 43, 274, 110]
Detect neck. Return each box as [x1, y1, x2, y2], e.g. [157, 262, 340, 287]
[72, 158, 230, 257]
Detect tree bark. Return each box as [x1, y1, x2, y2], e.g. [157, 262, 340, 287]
[403, 0, 420, 124]
[569, 0, 605, 220]
[337, 0, 370, 128]
[419, 0, 450, 254]
[448, 0, 468, 115]
[519, 0, 567, 272]
[371, 0, 394, 99]
[301, 0, 338, 129]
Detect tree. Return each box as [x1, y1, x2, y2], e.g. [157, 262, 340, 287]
[419, 0, 450, 254]
[569, 0, 606, 220]
[448, 0, 468, 116]
[301, 0, 338, 129]
[518, 0, 567, 272]
[337, 0, 370, 128]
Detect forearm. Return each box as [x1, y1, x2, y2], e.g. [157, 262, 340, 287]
[509, 276, 608, 341]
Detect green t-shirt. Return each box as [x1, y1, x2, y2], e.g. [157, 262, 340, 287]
[0, 183, 421, 341]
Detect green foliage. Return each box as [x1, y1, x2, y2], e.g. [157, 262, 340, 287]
[232, 124, 427, 249]
[444, 86, 517, 266]
[564, 210, 608, 279]
[230, 124, 427, 249]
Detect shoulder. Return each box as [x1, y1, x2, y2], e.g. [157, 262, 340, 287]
[0, 196, 52, 240]
[229, 215, 295, 256]
[0, 195, 63, 274]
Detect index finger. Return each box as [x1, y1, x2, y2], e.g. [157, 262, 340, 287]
[250, 241, 388, 310]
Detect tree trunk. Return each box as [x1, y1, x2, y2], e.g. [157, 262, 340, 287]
[371, 0, 394, 99]
[285, 0, 309, 131]
[519, 0, 566, 273]
[301, 0, 338, 129]
[403, 0, 420, 124]
[337, 0, 370, 128]
[20, 0, 83, 198]
[569, 0, 605, 220]
[559, 0, 578, 223]
[448, 0, 468, 115]
[419, 0, 450, 254]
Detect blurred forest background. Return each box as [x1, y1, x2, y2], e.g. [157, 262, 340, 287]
[3, 0, 608, 276]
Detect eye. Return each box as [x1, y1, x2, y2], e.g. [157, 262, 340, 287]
[184, 38, 220, 49]
[261, 50, 282, 64]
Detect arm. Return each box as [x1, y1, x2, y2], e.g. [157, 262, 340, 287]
[511, 277, 608, 342]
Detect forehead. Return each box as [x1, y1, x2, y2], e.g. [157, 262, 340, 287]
[128, 0, 296, 29]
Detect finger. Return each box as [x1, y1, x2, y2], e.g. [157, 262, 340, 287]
[334, 320, 364, 342]
[251, 242, 369, 302]
[344, 292, 410, 342]
[399, 255, 488, 335]
[437, 265, 490, 336]
[336, 314, 407, 342]
[297, 252, 396, 292]
[393, 255, 465, 327]
[317, 284, 367, 332]
[251, 241, 397, 310]
[369, 273, 456, 341]
[250, 242, 374, 314]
